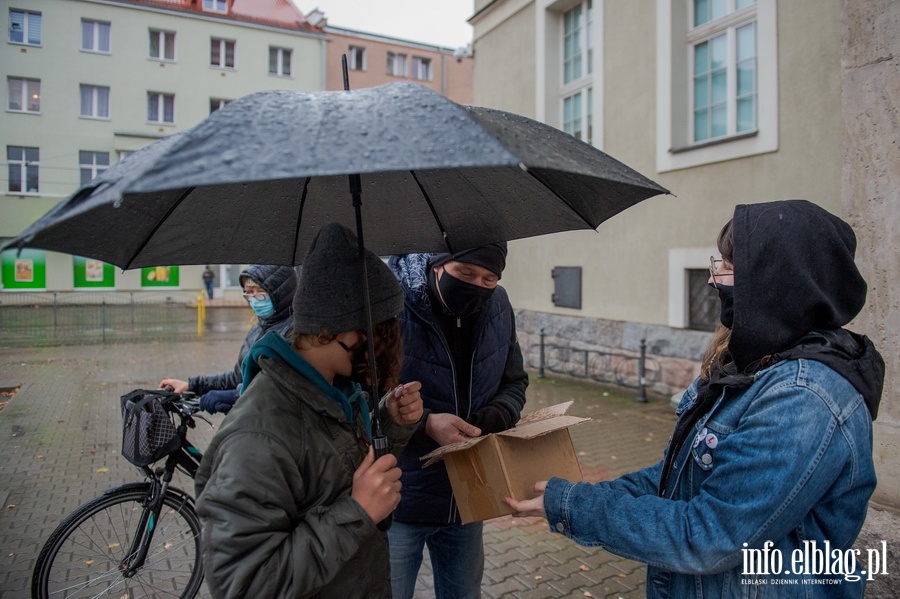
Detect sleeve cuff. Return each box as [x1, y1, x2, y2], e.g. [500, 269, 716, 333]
[544, 477, 574, 536]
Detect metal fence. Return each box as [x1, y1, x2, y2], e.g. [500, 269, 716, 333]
[522, 330, 661, 401]
[0, 292, 250, 346]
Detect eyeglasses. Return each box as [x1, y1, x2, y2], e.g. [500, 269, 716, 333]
[709, 256, 733, 289]
[242, 290, 269, 301]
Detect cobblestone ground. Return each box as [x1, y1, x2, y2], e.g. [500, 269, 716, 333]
[1, 337, 895, 598]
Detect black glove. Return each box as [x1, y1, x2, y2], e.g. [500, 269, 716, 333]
[199, 389, 239, 414]
[467, 405, 512, 435]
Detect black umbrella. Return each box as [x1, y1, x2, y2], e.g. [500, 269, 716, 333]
[2, 79, 668, 514]
[4, 82, 667, 268]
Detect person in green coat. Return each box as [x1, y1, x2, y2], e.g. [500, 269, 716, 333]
[195, 222, 424, 598]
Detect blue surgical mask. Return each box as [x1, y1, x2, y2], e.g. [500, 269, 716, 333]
[248, 297, 274, 319]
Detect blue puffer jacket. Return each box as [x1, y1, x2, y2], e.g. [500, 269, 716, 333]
[389, 254, 528, 525]
[188, 264, 296, 396]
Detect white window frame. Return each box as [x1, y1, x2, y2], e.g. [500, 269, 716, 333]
[210, 98, 232, 113]
[536, 0, 603, 149]
[147, 91, 175, 124]
[79, 151, 109, 186]
[560, 1, 594, 144]
[202, 0, 227, 13]
[79, 84, 110, 119]
[211, 37, 236, 69]
[668, 247, 718, 328]
[7, 77, 40, 113]
[9, 9, 41, 46]
[269, 46, 291, 76]
[411, 56, 432, 81]
[656, 0, 777, 172]
[348, 46, 366, 71]
[7, 145, 40, 194]
[149, 29, 175, 61]
[387, 52, 407, 77]
[81, 19, 110, 53]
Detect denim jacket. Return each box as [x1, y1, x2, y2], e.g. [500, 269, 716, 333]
[544, 358, 876, 598]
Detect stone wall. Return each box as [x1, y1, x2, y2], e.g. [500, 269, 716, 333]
[516, 310, 709, 397]
[841, 0, 900, 511]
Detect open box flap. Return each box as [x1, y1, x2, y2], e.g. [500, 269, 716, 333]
[420, 401, 590, 467]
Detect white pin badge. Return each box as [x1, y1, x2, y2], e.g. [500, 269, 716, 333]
[705, 433, 719, 449]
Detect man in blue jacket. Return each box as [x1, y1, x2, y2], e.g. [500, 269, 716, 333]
[388, 243, 528, 599]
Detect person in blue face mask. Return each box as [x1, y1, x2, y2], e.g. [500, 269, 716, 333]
[159, 264, 296, 413]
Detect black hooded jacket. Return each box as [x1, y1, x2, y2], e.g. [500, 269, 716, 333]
[188, 264, 296, 395]
[660, 200, 884, 497]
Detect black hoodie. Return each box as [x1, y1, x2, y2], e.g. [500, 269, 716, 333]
[660, 200, 884, 497]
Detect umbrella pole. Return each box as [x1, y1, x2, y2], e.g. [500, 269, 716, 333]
[344, 53, 392, 530]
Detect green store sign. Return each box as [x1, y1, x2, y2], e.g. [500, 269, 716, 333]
[73, 257, 115, 288]
[141, 266, 179, 287]
[1, 248, 46, 289]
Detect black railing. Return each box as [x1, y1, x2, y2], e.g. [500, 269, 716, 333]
[524, 329, 660, 402]
[0, 292, 249, 346]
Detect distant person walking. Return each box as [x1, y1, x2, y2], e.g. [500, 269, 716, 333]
[202, 266, 215, 300]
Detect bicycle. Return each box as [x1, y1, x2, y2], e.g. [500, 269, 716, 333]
[31, 389, 210, 599]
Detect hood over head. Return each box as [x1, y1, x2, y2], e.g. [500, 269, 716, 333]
[729, 200, 867, 371]
[239, 264, 297, 326]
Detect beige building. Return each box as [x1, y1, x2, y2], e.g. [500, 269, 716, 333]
[470, 0, 897, 511]
[320, 22, 474, 105]
[1, 0, 325, 293]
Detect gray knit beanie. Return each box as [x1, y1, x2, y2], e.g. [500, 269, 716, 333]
[293, 223, 404, 335]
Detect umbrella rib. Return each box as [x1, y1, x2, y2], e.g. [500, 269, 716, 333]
[123, 186, 196, 270]
[409, 171, 454, 253]
[525, 168, 597, 229]
[291, 177, 312, 264]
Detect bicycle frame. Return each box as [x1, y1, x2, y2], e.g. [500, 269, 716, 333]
[120, 407, 204, 577]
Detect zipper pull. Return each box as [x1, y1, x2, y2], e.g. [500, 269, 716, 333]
[456, 316, 461, 328]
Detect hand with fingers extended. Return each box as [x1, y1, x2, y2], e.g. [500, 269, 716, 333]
[504, 481, 548, 519]
[351, 448, 403, 524]
[386, 381, 424, 425]
[159, 378, 189, 394]
[425, 412, 482, 446]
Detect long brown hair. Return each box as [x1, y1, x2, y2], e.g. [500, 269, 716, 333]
[700, 219, 734, 381]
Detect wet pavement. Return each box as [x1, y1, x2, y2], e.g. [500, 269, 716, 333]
[0, 337, 894, 598]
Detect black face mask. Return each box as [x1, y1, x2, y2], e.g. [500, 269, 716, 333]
[339, 338, 369, 384]
[435, 269, 495, 317]
[714, 284, 734, 329]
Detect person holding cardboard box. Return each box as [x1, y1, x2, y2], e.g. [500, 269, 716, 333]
[387, 244, 529, 599]
[194, 223, 424, 598]
[506, 200, 884, 597]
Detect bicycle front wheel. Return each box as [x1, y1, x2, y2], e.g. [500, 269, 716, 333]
[32, 483, 204, 599]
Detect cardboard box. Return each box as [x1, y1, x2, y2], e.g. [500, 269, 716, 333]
[421, 401, 589, 523]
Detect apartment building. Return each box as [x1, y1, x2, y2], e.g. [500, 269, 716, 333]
[320, 21, 473, 105]
[470, 0, 899, 510]
[1, 0, 325, 291]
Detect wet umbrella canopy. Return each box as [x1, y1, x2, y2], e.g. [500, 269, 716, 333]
[3, 82, 668, 268]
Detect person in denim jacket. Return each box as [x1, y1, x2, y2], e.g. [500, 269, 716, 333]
[507, 200, 884, 598]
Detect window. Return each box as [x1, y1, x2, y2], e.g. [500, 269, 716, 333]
[211, 38, 235, 69]
[560, 1, 593, 144]
[411, 57, 432, 81]
[656, 0, 776, 171]
[149, 29, 175, 61]
[210, 98, 232, 113]
[81, 19, 110, 53]
[348, 46, 366, 71]
[691, 1, 757, 142]
[8, 77, 40, 112]
[147, 92, 174, 123]
[687, 269, 719, 331]
[203, 0, 227, 12]
[79, 151, 109, 186]
[9, 9, 41, 45]
[269, 46, 291, 76]
[387, 52, 407, 77]
[7, 146, 39, 193]
[80, 84, 110, 118]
